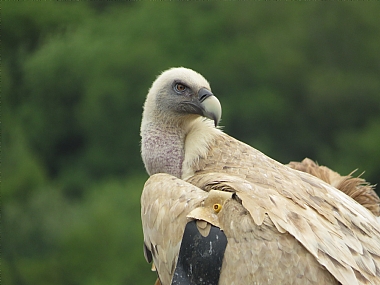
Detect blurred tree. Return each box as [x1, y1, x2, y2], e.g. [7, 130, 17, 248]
[3, 1, 380, 285]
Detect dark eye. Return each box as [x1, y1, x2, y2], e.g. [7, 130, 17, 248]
[174, 83, 187, 93]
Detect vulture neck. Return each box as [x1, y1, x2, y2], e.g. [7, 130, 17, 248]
[141, 119, 186, 178]
[141, 114, 221, 179]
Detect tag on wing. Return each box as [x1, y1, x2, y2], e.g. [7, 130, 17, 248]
[171, 220, 228, 285]
[187, 190, 233, 229]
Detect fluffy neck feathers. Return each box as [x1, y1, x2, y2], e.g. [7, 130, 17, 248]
[141, 112, 222, 179]
[182, 119, 222, 179]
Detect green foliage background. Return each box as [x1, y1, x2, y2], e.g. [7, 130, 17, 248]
[3, 2, 380, 285]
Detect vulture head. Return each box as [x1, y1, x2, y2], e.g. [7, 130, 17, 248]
[142, 67, 221, 127]
[141, 67, 222, 178]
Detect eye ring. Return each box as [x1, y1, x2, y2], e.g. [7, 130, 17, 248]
[174, 83, 187, 93]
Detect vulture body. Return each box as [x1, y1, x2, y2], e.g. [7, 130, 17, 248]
[140, 67, 380, 285]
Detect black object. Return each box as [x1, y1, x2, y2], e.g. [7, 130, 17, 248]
[171, 220, 228, 285]
[143, 242, 152, 263]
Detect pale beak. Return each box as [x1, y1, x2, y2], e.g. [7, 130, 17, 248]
[198, 88, 222, 127]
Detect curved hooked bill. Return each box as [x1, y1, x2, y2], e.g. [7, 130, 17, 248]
[198, 88, 222, 127]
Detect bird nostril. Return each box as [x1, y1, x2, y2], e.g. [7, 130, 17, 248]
[198, 88, 213, 102]
[199, 94, 208, 102]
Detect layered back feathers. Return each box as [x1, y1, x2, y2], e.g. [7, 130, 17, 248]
[288, 158, 380, 216]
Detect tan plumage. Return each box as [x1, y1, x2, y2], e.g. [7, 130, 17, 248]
[141, 67, 380, 285]
[288, 158, 380, 217]
[152, 158, 380, 285]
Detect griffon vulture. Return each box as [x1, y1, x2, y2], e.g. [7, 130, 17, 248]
[140, 67, 380, 285]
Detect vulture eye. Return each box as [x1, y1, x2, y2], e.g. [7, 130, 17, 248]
[174, 83, 187, 93]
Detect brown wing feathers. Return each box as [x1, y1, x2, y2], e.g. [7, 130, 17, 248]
[288, 158, 379, 216]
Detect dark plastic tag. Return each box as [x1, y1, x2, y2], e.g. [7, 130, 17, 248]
[171, 220, 227, 285]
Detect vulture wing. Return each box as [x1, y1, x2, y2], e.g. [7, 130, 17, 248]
[142, 173, 340, 285]
[186, 132, 380, 285]
[141, 174, 208, 285]
[288, 158, 380, 217]
[142, 148, 380, 284]
[148, 157, 380, 285]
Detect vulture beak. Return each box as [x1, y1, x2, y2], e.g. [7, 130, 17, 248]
[198, 88, 222, 127]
